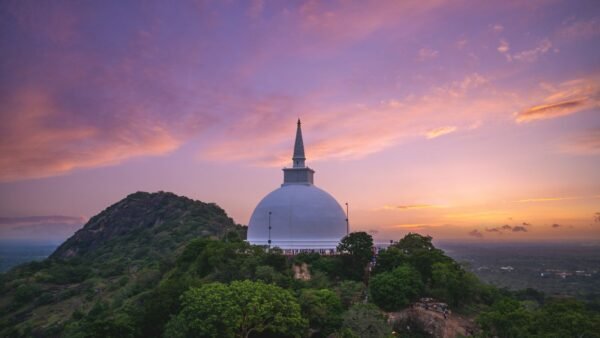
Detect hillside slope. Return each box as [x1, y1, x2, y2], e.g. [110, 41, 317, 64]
[0, 191, 243, 337]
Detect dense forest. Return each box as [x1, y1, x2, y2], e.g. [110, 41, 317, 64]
[1, 192, 599, 337]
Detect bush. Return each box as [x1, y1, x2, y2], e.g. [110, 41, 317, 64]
[14, 284, 41, 305]
[341, 304, 390, 338]
[298, 288, 343, 335]
[165, 281, 307, 337]
[369, 265, 423, 311]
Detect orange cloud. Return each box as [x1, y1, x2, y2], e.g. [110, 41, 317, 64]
[382, 204, 442, 211]
[0, 89, 185, 182]
[389, 223, 430, 228]
[497, 39, 510, 53]
[515, 78, 600, 123]
[425, 126, 457, 139]
[203, 72, 513, 166]
[516, 100, 586, 122]
[516, 195, 600, 203]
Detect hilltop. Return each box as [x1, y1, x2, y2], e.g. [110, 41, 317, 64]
[51, 191, 240, 260]
[1, 192, 598, 338]
[0, 191, 243, 337]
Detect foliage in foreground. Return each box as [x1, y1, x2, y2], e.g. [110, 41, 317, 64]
[165, 281, 307, 338]
[477, 297, 600, 338]
[2, 217, 600, 338]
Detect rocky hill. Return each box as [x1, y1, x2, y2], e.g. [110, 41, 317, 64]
[0, 191, 243, 337]
[389, 306, 477, 337]
[51, 191, 238, 260]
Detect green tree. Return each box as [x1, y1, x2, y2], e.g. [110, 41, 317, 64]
[13, 283, 41, 305]
[389, 233, 451, 283]
[337, 232, 374, 280]
[136, 276, 198, 338]
[477, 298, 533, 338]
[369, 264, 423, 311]
[298, 289, 343, 336]
[63, 302, 136, 338]
[530, 298, 600, 338]
[371, 246, 408, 275]
[430, 262, 478, 307]
[394, 233, 436, 251]
[164, 280, 307, 338]
[337, 232, 374, 263]
[335, 280, 365, 309]
[341, 303, 391, 338]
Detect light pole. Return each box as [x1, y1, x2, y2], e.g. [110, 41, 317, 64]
[345, 202, 349, 235]
[268, 211, 272, 250]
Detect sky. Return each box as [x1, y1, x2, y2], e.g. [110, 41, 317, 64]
[0, 0, 599, 244]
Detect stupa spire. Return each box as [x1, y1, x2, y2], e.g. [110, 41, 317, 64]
[292, 119, 306, 168]
[282, 119, 314, 186]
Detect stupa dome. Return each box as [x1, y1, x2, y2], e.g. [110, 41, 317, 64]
[247, 120, 347, 251]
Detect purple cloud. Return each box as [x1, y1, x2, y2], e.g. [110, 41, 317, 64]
[468, 229, 484, 238]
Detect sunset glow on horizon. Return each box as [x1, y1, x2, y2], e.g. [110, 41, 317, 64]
[1, 0, 599, 243]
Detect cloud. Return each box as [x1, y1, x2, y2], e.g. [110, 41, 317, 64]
[512, 226, 528, 232]
[382, 204, 440, 211]
[478, 223, 538, 235]
[0, 215, 85, 225]
[497, 39, 510, 53]
[515, 78, 600, 123]
[552, 223, 560, 228]
[557, 18, 600, 40]
[0, 3, 222, 182]
[516, 100, 587, 122]
[0, 215, 85, 241]
[0, 90, 188, 182]
[2, 1, 582, 183]
[205, 72, 508, 166]
[389, 223, 434, 229]
[486, 224, 522, 234]
[492, 24, 504, 33]
[417, 48, 439, 61]
[297, 0, 449, 48]
[468, 229, 483, 238]
[512, 39, 553, 62]
[425, 126, 457, 139]
[516, 195, 600, 203]
[559, 129, 600, 155]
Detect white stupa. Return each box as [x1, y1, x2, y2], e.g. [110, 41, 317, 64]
[247, 120, 347, 253]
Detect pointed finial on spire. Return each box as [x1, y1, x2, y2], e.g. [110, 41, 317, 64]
[292, 119, 305, 168]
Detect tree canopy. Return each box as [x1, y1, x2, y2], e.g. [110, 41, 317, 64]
[336, 232, 374, 281]
[337, 232, 374, 261]
[369, 264, 424, 311]
[165, 280, 307, 338]
[340, 303, 391, 338]
[298, 289, 343, 336]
